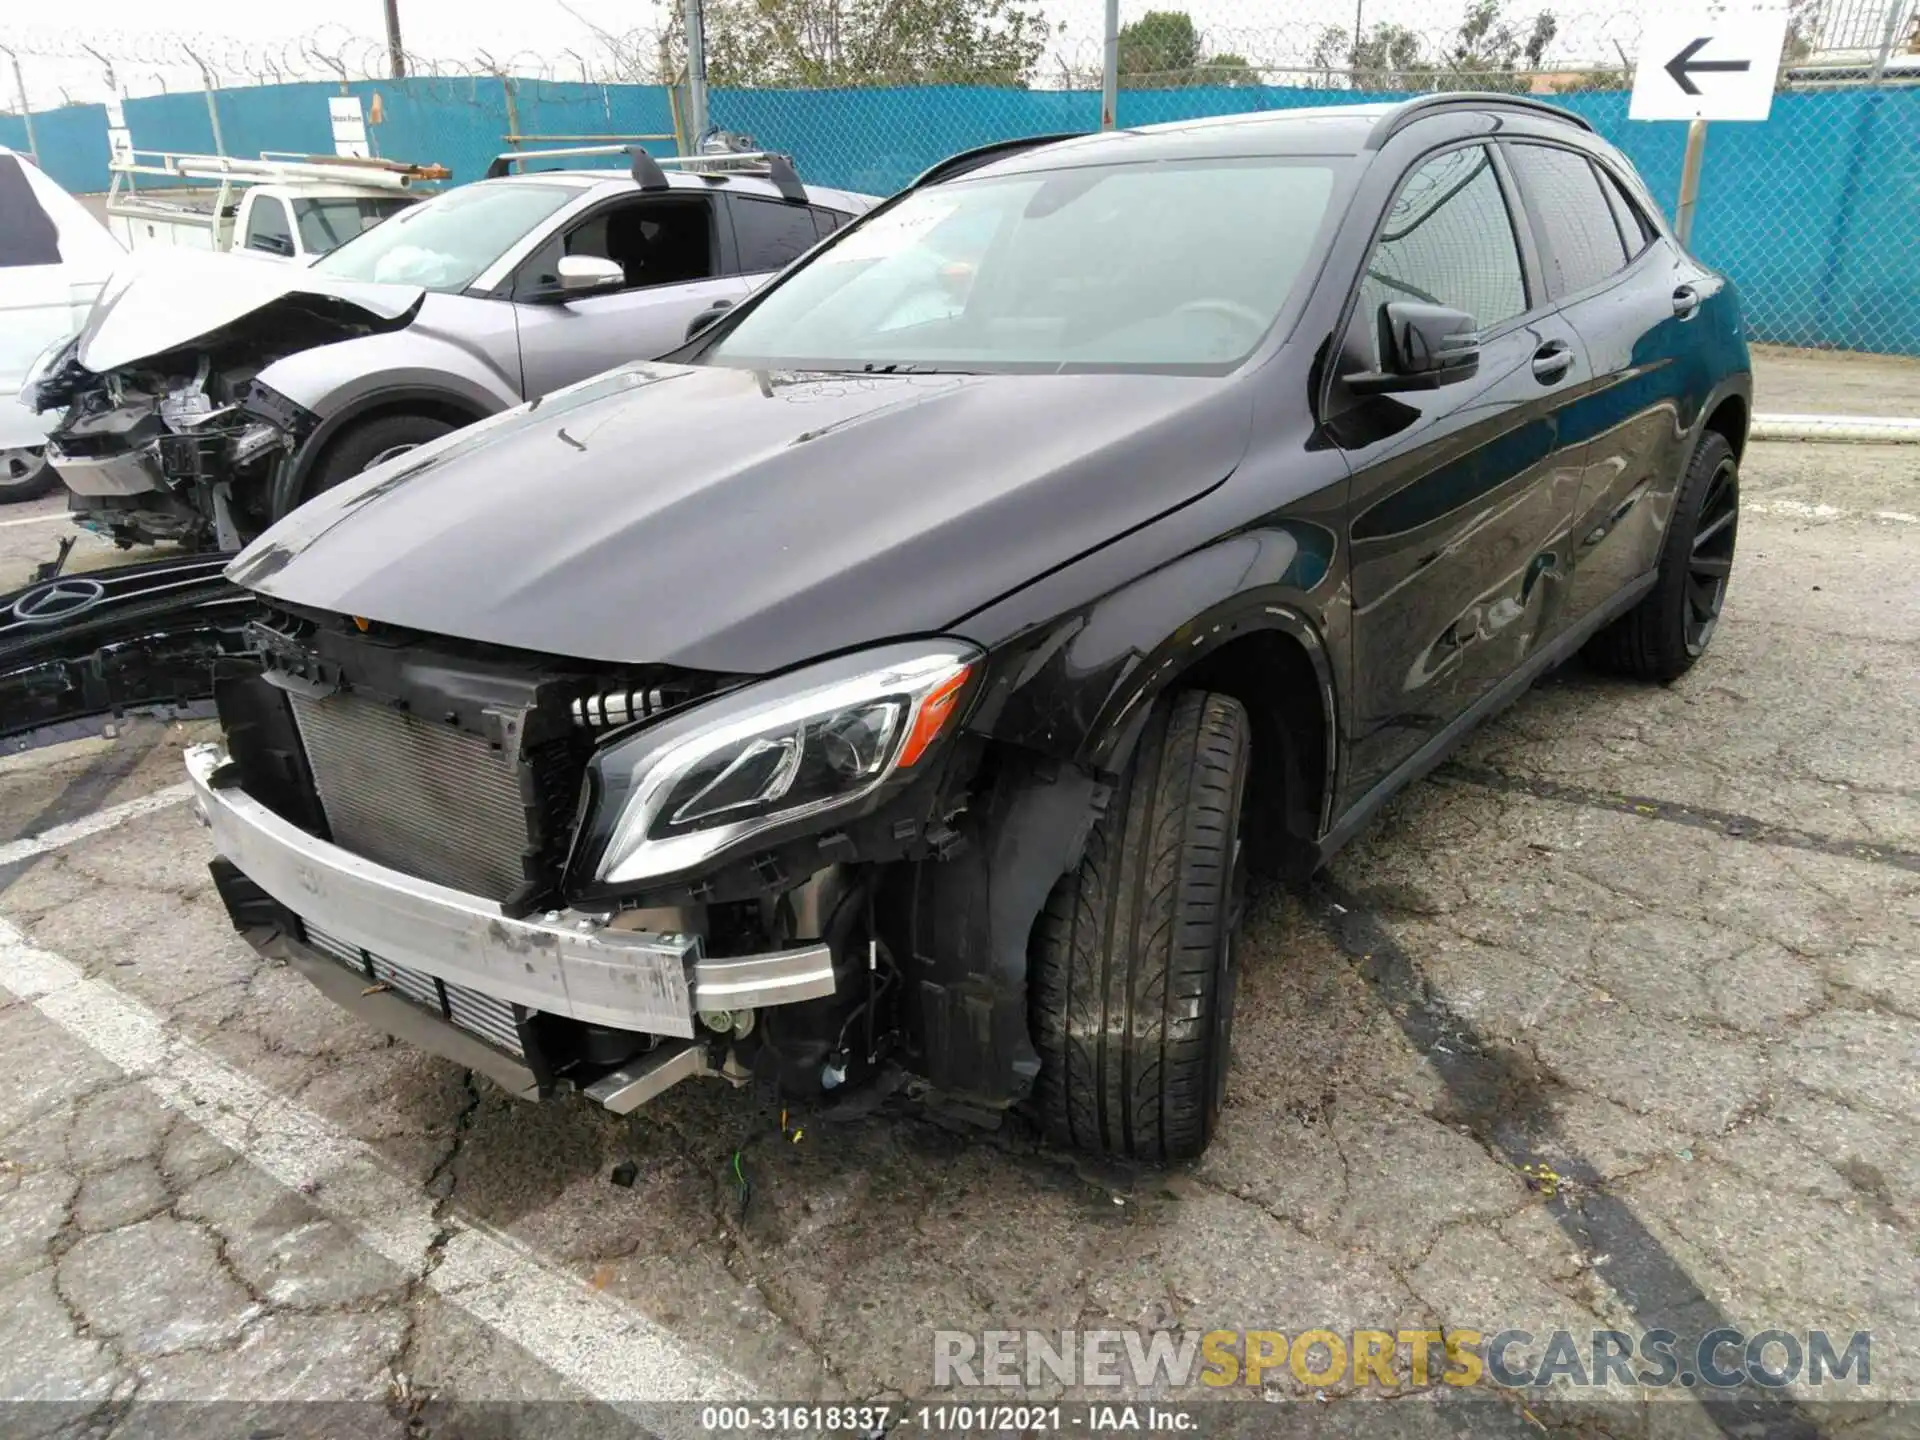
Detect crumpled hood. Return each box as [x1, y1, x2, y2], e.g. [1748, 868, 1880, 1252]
[75, 250, 423, 373]
[229, 361, 1252, 673]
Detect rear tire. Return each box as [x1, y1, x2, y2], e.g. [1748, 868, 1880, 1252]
[0, 446, 57, 503]
[1584, 431, 1739, 682]
[1030, 690, 1252, 1163]
[292, 413, 457, 515]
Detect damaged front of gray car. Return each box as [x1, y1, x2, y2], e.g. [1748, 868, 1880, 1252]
[24, 254, 426, 549]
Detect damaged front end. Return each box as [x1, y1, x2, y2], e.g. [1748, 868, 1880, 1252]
[190, 606, 1053, 1119]
[27, 282, 419, 550]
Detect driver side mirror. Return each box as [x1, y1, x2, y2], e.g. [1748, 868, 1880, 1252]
[1347, 302, 1480, 395]
[556, 254, 626, 295]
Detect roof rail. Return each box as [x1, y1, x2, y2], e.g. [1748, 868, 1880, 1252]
[1366, 93, 1593, 148]
[911, 132, 1088, 189]
[484, 144, 807, 201]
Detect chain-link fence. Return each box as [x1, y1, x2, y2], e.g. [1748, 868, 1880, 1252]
[4, 1, 1919, 353]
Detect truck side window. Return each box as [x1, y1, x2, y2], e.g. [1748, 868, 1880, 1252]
[244, 196, 296, 258]
[733, 196, 819, 273]
[512, 196, 715, 300]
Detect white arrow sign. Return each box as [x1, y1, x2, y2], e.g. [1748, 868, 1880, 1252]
[1630, 2, 1791, 122]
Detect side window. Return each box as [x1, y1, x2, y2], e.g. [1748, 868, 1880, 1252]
[733, 196, 821, 273]
[1355, 145, 1526, 365]
[512, 196, 715, 300]
[1595, 165, 1653, 258]
[1506, 144, 1630, 296]
[811, 206, 849, 240]
[244, 196, 295, 257]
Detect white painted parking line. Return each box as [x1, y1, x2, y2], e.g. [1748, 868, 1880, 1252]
[1748, 499, 1920, 524]
[0, 783, 191, 868]
[0, 511, 67, 529]
[0, 915, 756, 1414]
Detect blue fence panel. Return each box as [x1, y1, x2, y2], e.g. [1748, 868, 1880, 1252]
[9, 79, 1918, 352]
[712, 85, 1103, 195]
[0, 104, 111, 193]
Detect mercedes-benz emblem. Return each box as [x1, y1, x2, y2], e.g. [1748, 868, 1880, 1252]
[10, 577, 107, 625]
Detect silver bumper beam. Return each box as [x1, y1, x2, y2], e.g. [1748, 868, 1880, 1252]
[186, 744, 836, 1041]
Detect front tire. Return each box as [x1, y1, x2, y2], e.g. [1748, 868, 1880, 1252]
[1030, 690, 1252, 1163]
[0, 446, 58, 503]
[290, 413, 457, 516]
[1585, 430, 1739, 682]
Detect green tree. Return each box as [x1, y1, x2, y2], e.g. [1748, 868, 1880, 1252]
[1116, 10, 1199, 85]
[1116, 10, 1262, 88]
[1440, 0, 1557, 92]
[701, 0, 1053, 87]
[1311, 21, 1426, 91]
[1200, 51, 1262, 87]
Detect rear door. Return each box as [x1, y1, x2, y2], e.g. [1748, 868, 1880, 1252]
[1501, 141, 1719, 627]
[725, 193, 847, 283]
[511, 192, 753, 396]
[1332, 141, 1590, 805]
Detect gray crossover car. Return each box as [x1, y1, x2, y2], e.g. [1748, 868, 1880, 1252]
[26, 149, 876, 548]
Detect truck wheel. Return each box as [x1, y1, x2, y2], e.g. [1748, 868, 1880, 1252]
[1584, 431, 1739, 682]
[1030, 690, 1252, 1163]
[0, 446, 57, 503]
[297, 414, 457, 511]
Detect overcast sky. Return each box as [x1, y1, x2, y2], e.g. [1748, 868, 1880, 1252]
[6, 0, 1648, 109]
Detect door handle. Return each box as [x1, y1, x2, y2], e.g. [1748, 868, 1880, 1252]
[1672, 285, 1701, 320]
[1531, 341, 1573, 384]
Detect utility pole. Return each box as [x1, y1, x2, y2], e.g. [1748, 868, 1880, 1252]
[1100, 0, 1119, 128]
[684, 0, 709, 150]
[384, 0, 407, 79]
[1674, 118, 1707, 247]
[1, 47, 37, 165]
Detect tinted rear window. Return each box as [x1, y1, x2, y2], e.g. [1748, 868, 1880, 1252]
[1507, 144, 1628, 297]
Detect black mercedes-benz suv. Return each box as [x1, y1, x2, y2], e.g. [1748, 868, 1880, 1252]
[190, 95, 1750, 1161]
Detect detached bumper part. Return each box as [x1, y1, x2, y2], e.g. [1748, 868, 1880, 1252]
[186, 743, 835, 1109]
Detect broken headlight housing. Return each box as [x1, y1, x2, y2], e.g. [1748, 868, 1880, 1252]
[588, 640, 978, 886]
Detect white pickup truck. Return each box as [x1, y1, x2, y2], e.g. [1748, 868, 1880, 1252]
[105, 151, 449, 264]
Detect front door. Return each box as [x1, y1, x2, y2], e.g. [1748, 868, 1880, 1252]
[512, 194, 754, 398]
[1332, 142, 1589, 807]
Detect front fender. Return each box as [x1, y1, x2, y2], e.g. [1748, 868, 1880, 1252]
[257, 331, 520, 425]
[966, 522, 1340, 775]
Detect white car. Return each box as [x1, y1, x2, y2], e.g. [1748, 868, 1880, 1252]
[0, 147, 124, 501]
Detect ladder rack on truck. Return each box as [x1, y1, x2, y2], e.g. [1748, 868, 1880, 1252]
[105, 150, 450, 262]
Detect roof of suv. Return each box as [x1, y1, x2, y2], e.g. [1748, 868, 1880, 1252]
[487, 166, 874, 215]
[956, 94, 1594, 182]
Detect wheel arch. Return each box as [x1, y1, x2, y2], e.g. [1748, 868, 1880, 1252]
[968, 536, 1341, 882]
[276, 384, 498, 516]
[1701, 389, 1750, 461]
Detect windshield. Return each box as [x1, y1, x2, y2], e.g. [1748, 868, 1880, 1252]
[705, 158, 1342, 373]
[311, 183, 574, 292]
[293, 195, 418, 257]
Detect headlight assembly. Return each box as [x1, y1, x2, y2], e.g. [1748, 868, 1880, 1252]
[18, 332, 78, 409]
[588, 640, 979, 886]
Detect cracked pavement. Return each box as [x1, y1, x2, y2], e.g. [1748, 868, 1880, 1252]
[0, 421, 1914, 1437]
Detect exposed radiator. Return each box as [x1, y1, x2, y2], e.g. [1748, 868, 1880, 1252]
[290, 690, 536, 902]
[304, 919, 525, 1058]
